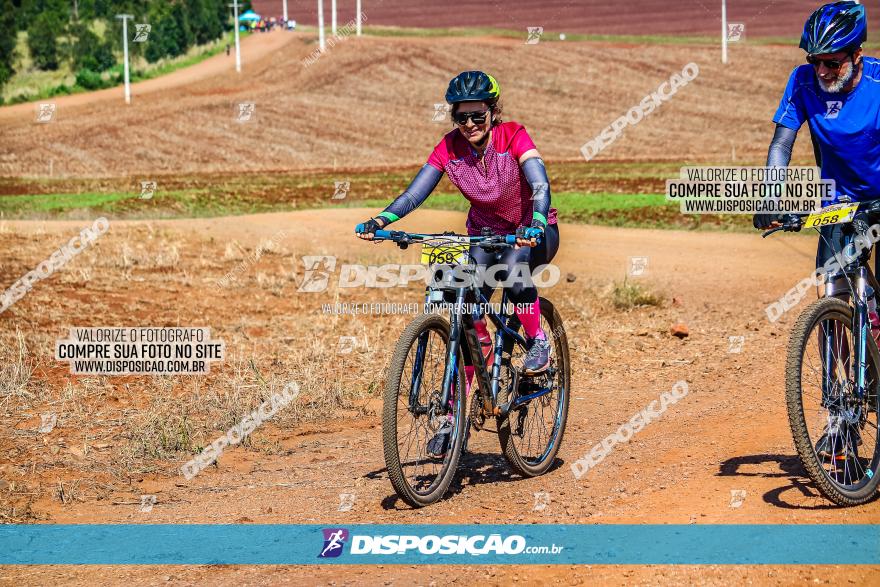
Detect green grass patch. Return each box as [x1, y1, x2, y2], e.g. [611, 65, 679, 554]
[0, 160, 776, 231]
[0, 192, 131, 214]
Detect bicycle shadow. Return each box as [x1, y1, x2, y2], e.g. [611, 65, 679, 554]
[370, 450, 566, 510]
[717, 453, 843, 510]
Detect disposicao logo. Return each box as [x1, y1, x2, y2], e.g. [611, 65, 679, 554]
[318, 528, 349, 558]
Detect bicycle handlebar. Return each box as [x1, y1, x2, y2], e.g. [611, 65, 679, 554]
[370, 229, 525, 247]
[761, 214, 803, 238]
[761, 200, 880, 238]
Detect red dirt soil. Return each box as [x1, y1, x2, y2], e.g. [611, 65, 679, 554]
[254, 0, 880, 37]
[1, 209, 879, 585]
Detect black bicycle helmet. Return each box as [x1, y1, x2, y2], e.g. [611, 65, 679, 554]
[445, 71, 501, 105]
[800, 1, 867, 55]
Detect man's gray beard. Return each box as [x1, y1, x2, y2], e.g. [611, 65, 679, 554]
[817, 61, 855, 93]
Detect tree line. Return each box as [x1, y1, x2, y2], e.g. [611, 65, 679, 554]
[0, 1, 253, 99]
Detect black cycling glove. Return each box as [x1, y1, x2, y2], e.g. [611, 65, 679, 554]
[753, 213, 784, 229]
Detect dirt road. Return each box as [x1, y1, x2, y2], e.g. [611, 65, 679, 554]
[1, 208, 877, 585]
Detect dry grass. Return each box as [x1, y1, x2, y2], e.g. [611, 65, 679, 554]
[0, 328, 35, 407]
[608, 278, 665, 310]
[0, 222, 673, 520]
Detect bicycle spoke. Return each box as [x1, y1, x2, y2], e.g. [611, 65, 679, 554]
[798, 304, 880, 495]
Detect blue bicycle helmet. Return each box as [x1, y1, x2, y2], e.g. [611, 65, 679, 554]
[445, 71, 501, 105]
[800, 1, 867, 55]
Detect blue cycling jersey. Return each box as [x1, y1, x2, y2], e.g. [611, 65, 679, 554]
[773, 56, 880, 201]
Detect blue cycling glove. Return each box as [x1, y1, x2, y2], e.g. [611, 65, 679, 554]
[355, 218, 381, 234]
[516, 221, 545, 242]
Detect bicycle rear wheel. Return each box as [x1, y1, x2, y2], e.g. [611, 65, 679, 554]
[382, 313, 466, 507]
[497, 297, 570, 477]
[786, 297, 880, 505]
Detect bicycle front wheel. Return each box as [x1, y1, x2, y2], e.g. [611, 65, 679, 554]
[786, 297, 880, 505]
[382, 312, 466, 508]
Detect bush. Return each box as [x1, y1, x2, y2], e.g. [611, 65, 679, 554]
[94, 41, 116, 71]
[75, 68, 107, 90]
[10, 93, 33, 104]
[72, 23, 117, 72]
[49, 83, 72, 96]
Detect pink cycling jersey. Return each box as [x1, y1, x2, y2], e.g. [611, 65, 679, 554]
[426, 122, 558, 236]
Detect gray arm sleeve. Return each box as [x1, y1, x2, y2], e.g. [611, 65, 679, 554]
[378, 164, 443, 224]
[521, 157, 551, 226]
[767, 124, 799, 168]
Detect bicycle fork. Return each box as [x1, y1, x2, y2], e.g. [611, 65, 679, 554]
[823, 268, 870, 404]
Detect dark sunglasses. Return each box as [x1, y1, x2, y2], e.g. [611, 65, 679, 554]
[452, 110, 489, 125]
[806, 54, 850, 70]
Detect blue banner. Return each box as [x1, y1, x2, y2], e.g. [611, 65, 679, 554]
[1, 524, 877, 565]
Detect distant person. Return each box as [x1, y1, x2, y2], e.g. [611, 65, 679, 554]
[226, 43, 230, 56]
[355, 71, 559, 457]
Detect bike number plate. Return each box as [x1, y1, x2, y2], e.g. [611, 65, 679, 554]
[420, 242, 469, 265]
[803, 204, 858, 229]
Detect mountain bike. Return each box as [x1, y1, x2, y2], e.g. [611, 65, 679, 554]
[763, 200, 880, 505]
[365, 229, 570, 507]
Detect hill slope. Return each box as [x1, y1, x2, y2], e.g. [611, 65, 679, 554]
[0, 30, 816, 178]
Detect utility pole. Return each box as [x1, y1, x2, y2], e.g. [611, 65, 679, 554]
[721, 0, 728, 64]
[357, 0, 362, 36]
[115, 14, 133, 104]
[332, 0, 337, 35]
[318, 0, 325, 51]
[228, 1, 241, 72]
[283, 0, 288, 21]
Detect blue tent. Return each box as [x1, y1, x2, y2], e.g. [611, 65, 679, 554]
[239, 10, 261, 22]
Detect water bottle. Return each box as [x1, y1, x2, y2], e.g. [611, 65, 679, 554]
[867, 285, 880, 342]
[474, 318, 494, 368]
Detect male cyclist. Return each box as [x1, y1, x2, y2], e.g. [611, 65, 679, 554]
[754, 1, 880, 461]
[355, 71, 560, 456]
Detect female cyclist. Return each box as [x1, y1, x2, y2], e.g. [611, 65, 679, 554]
[355, 71, 560, 453]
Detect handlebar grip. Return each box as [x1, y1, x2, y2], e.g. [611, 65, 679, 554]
[505, 234, 544, 245]
[374, 229, 392, 239]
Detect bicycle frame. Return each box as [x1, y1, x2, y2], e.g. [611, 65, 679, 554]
[412, 267, 553, 419]
[371, 228, 554, 420]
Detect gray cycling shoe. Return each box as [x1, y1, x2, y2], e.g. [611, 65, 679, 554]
[815, 417, 860, 460]
[523, 336, 551, 374]
[427, 420, 453, 458]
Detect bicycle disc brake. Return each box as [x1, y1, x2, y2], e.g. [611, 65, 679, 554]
[470, 389, 487, 431]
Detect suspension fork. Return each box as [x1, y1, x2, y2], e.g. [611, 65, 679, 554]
[854, 267, 870, 400]
[408, 330, 429, 413]
[825, 266, 870, 403]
